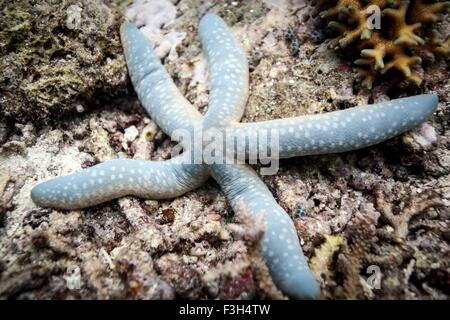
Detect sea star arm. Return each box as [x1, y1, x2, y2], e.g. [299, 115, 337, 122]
[31, 156, 208, 210]
[121, 21, 202, 140]
[199, 13, 249, 128]
[31, 22, 214, 210]
[200, 13, 319, 298]
[227, 94, 438, 159]
[211, 163, 320, 299]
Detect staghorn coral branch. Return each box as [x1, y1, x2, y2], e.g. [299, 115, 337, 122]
[313, 0, 449, 87]
[199, 13, 249, 128]
[226, 94, 437, 159]
[361, 48, 386, 70]
[383, 1, 425, 46]
[383, 54, 422, 77]
[211, 163, 320, 299]
[409, 0, 450, 24]
[429, 30, 450, 58]
[355, 67, 377, 89]
[31, 156, 209, 210]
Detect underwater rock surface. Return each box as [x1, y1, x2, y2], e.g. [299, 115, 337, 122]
[0, 0, 128, 122]
[0, 0, 449, 299]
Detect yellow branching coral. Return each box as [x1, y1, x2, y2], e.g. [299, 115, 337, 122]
[312, 0, 450, 88]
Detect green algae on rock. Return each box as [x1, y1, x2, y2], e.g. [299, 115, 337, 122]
[0, 0, 128, 122]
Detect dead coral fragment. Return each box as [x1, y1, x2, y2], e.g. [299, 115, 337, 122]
[312, 0, 450, 88]
[374, 186, 446, 242]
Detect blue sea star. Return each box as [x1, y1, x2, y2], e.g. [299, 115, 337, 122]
[31, 13, 438, 299]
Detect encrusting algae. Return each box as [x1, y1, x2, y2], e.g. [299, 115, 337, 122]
[0, 0, 127, 122]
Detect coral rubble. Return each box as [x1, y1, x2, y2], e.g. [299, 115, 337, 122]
[0, 0, 449, 300]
